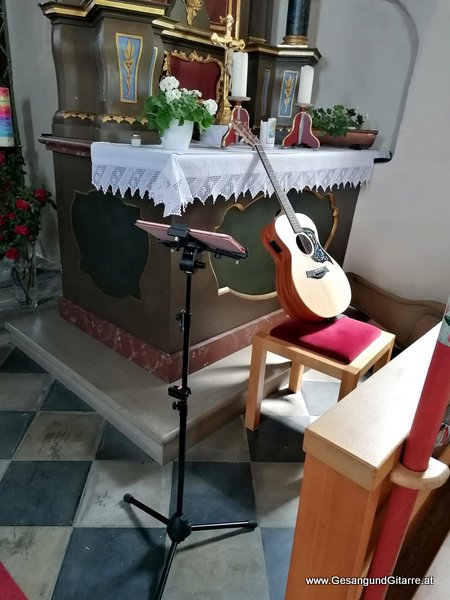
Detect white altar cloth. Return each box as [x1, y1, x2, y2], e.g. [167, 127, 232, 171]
[91, 141, 388, 217]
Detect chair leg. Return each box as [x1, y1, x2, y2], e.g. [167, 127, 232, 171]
[372, 342, 395, 374]
[338, 367, 360, 400]
[289, 362, 304, 393]
[245, 336, 268, 430]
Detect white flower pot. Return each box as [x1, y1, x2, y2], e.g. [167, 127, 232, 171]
[161, 120, 194, 151]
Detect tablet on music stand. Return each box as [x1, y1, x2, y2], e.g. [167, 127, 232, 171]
[136, 219, 248, 260]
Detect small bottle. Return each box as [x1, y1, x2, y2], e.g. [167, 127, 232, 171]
[131, 133, 141, 147]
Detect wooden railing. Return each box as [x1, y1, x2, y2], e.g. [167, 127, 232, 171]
[284, 324, 449, 599]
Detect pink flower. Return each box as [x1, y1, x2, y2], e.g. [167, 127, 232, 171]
[14, 224, 29, 236]
[5, 247, 20, 260]
[15, 198, 31, 211]
[33, 188, 49, 203]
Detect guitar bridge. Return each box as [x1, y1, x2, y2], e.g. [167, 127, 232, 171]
[306, 266, 329, 279]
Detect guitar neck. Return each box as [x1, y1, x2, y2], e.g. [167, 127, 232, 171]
[254, 143, 302, 234]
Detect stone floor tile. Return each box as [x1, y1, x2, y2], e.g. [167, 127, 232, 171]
[0, 461, 91, 526]
[261, 385, 310, 419]
[251, 462, 303, 527]
[0, 526, 71, 600]
[0, 373, 53, 411]
[14, 412, 104, 460]
[0, 411, 35, 458]
[0, 459, 9, 481]
[75, 461, 172, 527]
[302, 380, 341, 417]
[163, 528, 270, 600]
[0, 347, 48, 373]
[169, 461, 256, 524]
[185, 417, 250, 461]
[52, 527, 165, 600]
[95, 422, 153, 461]
[261, 528, 295, 600]
[0, 343, 13, 367]
[246, 415, 306, 462]
[40, 380, 94, 412]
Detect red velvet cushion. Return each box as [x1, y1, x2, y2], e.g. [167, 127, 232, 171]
[270, 316, 381, 364]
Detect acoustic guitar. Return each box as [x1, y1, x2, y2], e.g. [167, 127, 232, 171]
[231, 120, 351, 322]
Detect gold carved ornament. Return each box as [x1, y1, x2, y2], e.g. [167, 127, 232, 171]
[121, 39, 135, 97]
[183, 0, 203, 26]
[283, 75, 295, 111]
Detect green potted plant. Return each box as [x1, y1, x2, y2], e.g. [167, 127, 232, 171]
[308, 104, 378, 149]
[143, 76, 218, 150]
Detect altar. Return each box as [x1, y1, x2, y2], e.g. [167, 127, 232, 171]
[46, 137, 388, 382]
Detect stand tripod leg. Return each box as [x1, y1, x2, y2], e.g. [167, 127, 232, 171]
[123, 493, 169, 525]
[154, 540, 178, 600]
[192, 520, 257, 531]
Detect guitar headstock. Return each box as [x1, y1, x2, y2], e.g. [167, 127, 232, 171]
[230, 120, 260, 149]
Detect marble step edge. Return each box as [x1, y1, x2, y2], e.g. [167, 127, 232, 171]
[5, 311, 290, 464]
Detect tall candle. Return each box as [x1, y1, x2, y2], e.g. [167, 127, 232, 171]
[231, 51, 248, 98]
[297, 65, 314, 105]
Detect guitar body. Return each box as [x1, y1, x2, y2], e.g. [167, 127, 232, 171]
[262, 213, 352, 321]
[229, 118, 351, 322]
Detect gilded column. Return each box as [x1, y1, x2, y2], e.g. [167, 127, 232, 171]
[283, 0, 311, 45]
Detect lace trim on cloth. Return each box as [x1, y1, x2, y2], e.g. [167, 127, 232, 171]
[91, 144, 384, 217]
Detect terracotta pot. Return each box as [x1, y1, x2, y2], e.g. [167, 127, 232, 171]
[313, 129, 378, 149]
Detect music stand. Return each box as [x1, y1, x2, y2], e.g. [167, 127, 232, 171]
[123, 220, 256, 599]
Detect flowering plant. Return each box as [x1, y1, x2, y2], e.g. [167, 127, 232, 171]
[0, 149, 55, 306]
[143, 76, 218, 135]
[0, 150, 55, 262]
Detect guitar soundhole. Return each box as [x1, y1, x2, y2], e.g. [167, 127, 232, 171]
[296, 233, 314, 255]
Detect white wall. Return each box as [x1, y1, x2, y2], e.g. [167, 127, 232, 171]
[273, 0, 449, 303]
[273, 0, 416, 152]
[6, 0, 59, 263]
[344, 0, 450, 303]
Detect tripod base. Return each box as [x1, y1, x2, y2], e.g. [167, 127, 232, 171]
[123, 493, 256, 600]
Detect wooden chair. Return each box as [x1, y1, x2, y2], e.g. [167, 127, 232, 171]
[245, 315, 396, 430]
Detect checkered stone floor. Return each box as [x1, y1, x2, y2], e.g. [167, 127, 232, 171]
[0, 344, 342, 600]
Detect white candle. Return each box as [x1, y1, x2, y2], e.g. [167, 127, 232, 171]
[231, 51, 248, 98]
[297, 65, 314, 105]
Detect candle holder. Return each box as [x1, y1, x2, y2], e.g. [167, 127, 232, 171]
[221, 96, 250, 147]
[211, 11, 246, 126]
[282, 104, 320, 149]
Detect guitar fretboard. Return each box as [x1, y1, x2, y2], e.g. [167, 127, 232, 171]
[253, 143, 303, 235]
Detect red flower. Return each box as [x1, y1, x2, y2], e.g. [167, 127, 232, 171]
[0, 215, 5, 227]
[6, 212, 15, 220]
[15, 198, 31, 211]
[33, 188, 49, 203]
[14, 224, 29, 236]
[0, 151, 5, 165]
[5, 247, 20, 260]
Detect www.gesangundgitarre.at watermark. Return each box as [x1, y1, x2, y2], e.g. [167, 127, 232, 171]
[305, 576, 434, 586]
